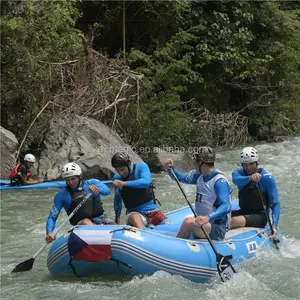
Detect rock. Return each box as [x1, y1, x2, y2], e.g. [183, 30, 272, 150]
[257, 124, 285, 143]
[140, 149, 195, 173]
[37, 115, 142, 180]
[0, 127, 18, 179]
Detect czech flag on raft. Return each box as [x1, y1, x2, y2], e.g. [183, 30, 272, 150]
[68, 229, 112, 261]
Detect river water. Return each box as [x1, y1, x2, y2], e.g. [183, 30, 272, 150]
[1, 138, 299, 300]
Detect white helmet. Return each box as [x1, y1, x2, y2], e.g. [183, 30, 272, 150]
[24, 153, 36, 163]
[240, 147, 259, 163]
[61, 162, 82, 178]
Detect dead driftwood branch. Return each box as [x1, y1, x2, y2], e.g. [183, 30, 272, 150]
[190, 106, 249, 147]
[15, 101, 64, 161]
[91, 77, 129, 116]
[13, 44, 145, 153]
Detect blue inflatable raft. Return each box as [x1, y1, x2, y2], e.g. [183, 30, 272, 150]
[0, 179, 112, 191]
[47, 202, 281, 283]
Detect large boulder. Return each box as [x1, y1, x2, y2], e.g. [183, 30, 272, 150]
[37, 115, 142, 180]
[140, 149, 195, 173]
[0, 126, 18, 179]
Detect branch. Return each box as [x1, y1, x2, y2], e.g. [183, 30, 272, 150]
[38, 60, 79, 65]
[91, 77, 129, 116]
[91, 97, 128, 116]
[15, 101, 62, 161]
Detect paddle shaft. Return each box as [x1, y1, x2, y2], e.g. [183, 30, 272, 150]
[170, 169, 220, 256]
[256, 184, 279, 248]
[33, 193, 92, 259]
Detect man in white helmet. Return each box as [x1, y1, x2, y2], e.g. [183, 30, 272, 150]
[230, 147, 280, 239]
[9, 153, 44, 186]
[45, 162, 114, 243]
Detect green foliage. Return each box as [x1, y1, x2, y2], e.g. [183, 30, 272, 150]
[127, 1, 300, 145]
[1, 0, 300, 152]
[1, 0, 82, 149]
[76, 0, 191, 55]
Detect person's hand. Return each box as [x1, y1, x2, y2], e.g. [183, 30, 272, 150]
[45, 232, 56, 243]
[112, 180, 126, 187]
[88, 185, 100, 195]
[38, 178, 44, 183]
[271, 225, 279, 240]
[195, 215, 209, 226]
[249, 173, 262, 182]
[115, 216, 120, 224]
[164, 159, 174, 170]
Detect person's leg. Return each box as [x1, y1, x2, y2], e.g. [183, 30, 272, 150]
[189, 222, 212, 239]
[176, 217, 212, 239]
[91, 215, 116, 225]
[231, 209, 267, 228]
[209, 223, 226, 240]
[146, 210, 167, 226]
[100, 215, 116, 225]
[244, 213, 267, 228]
[176, 217, 195, 238]
[126, 212, 147, 229]
[230, 210, 246, 229]
[77, 218, 94, 225]
[231, 216, 247, 228]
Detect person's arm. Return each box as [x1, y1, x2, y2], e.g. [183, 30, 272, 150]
[167, 168, 201, 185]
[19, 165, 43, 185]
[208, 179, 231, 221]
[46, 193, 63, 235]
[113, 186, 122, 224]
[232, 168, 250, 187]
[22, 178, 43, 185]
[262, 174, 280, 226]
[86, 179, 111, 197]
[125, 163, 152, 188]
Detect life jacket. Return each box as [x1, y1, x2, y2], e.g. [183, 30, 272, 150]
[67, 181, 104, 226]
[120, 164, 156, 210]
[195, 170, 231, 227]
[9, 163, 33, 186]
[238, 168, 270, 213]
[9, 163, 33, 179]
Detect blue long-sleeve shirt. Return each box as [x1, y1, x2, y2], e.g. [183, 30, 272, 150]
[46, 179, 110, 234]
[167, 168, 231, 221]
[232, 168, 280, 226]
[113, 163, 159, 217]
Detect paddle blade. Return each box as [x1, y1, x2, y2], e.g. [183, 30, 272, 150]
[11, 258, 34, 273]
[273, 239, 280, 250]
[216, 254, 235, 282]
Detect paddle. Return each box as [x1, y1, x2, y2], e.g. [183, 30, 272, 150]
[12, 193, 92, 273]
[256, 184, 280, 249]
[170, 168, 236, 282]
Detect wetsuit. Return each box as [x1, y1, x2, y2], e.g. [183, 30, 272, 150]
[46, 179, 112, 234]
[232, 167, 280, 228]
[113, 163, 166, 226]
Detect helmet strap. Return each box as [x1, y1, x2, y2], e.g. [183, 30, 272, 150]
[198, 160, 205, 171]
[124, 165, 131, 180]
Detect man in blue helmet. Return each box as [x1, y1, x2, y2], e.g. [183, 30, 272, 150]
[111, 152, 167, 228]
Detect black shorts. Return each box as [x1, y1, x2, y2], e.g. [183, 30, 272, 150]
[231, 210, 267, 228]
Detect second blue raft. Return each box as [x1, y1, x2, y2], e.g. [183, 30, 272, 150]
[0, 179, 112, 191]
